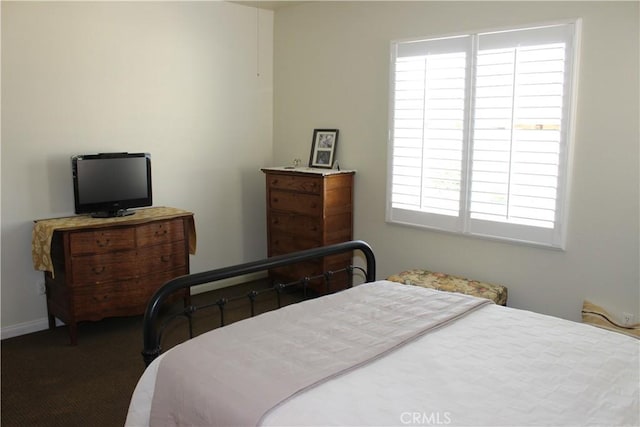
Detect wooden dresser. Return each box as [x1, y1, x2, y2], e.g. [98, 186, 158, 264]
[262, 167, 355, 293]
[33, 207, 195, 344]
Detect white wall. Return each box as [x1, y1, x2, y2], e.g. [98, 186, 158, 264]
[1, 1, 274, 337]
[273, 1, 639, 321]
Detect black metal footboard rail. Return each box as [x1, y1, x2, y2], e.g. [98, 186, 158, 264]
[142, 240, 376, 366]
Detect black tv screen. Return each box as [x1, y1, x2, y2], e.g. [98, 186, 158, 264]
[72, 152, 152, 217]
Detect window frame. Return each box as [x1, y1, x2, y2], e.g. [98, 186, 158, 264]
[386, 20, 581, 249]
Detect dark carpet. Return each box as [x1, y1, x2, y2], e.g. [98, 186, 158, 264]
[1, 281, 303, 427]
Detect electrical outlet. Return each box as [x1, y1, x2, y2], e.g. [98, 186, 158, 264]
[35, 281, 46, 296]
[622, 312, 633, 326]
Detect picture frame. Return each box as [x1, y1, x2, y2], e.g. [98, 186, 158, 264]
[308, 129, 339, 169]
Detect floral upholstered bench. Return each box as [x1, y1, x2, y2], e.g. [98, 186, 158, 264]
[387, 270, 508, 306]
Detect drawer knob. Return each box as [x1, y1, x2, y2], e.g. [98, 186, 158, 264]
[160, 255, 171, 263]
[96, 238, 110, 247]
[92, 266, 106, 274]
[155, 230, 168, 237]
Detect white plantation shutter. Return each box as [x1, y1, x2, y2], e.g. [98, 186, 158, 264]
[388, 22, 579, 248]
[391, 36, 471, 231]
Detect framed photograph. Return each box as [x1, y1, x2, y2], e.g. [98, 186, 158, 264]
[308, 129, 339, 169]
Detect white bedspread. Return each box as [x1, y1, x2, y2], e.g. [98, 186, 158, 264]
[126, 281, 639, 427]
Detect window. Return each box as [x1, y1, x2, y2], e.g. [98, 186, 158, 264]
[387, 21, 580, 248]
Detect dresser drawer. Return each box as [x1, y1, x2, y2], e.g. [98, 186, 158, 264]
[136, 219, 185, 247]
[270, 232, 321, 255]
[269, 190, 322, 216]
[69, 228, 135, 255]
[73, 279, 151, 319]
[72, 268, 187, 319]
[137, 241, 187, 275]
[269, 212, 321, 237]
[268, 174, 321, 194]
[70, 251, 137, 285]
[141, 267, 190, 292]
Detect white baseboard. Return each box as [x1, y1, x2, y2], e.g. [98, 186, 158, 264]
[1, 317, 60, 340]
[1, 272, 268, 340]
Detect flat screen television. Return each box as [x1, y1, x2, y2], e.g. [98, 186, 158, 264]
[72, 152, 152, 218]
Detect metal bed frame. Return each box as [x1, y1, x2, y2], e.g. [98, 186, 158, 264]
[141, 240, 376, 366]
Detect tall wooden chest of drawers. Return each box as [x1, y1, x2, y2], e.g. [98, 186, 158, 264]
[36, 209, 194, 344]
[262, 167, 355, 293]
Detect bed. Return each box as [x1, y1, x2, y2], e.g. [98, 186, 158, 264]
[126, 240, 639, 427]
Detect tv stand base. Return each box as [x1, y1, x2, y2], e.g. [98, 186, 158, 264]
[91, 209, 135, 218]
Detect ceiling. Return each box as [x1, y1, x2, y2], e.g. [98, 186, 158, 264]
[229, 1, 308, 10]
